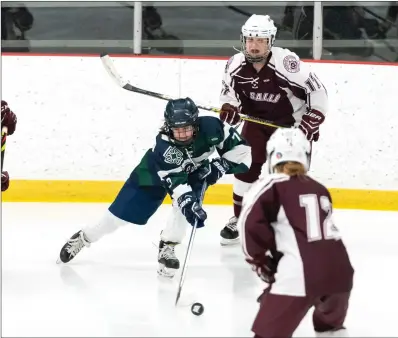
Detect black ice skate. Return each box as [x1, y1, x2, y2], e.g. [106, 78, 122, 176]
[220, 216, 240, 246]
[56, 230, 91, 264]
[157, 240, 180, 278]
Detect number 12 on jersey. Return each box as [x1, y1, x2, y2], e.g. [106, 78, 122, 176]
[299, 194, 341, 242]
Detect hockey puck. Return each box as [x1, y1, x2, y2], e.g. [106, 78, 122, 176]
[191, 302, 204, 316]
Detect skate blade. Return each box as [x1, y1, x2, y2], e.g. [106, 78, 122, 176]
[157, 264, 177, 279]
[56, 255, 69, 264]
[220, 237, 240, 246]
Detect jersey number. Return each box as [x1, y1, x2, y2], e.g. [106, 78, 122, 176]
[299, 194, 340, 242]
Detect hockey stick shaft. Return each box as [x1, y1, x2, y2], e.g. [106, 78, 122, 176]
[175, 181, 207, 306]
[100, 54, 285, 129]
[1, 126, 8, 171]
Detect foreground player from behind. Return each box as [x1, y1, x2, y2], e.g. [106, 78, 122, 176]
[239, 128, 354, 338]
[57, 97, 251, 278]
[218, 14, 328, 245]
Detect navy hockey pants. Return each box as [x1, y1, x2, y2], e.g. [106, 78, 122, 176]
[108, 177, 167, 225]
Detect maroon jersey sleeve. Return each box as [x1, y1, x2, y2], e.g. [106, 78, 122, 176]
[240, 175, 289, 260]
[241, 192, 276, 260]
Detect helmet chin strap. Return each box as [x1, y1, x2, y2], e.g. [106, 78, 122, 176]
[239, 35, 273, 63]
[244, 51, 269, 63]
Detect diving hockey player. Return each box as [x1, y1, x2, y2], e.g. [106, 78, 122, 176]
[218, 14, 329, 245]
[57, 97, 251, 277]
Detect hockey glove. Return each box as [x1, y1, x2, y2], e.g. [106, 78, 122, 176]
[298, 109, 325, 142]
[246, 250, 283, 284]
[1, 100, 17, 136]
[1, 171, 9, 192]
[202, 158, 230, 186]
[188, 158, 229, 189]
[177, 191, 207, 228]
[220, 103, 241, 126]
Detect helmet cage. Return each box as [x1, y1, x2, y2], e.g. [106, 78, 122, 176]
[240, 15, 277, 63]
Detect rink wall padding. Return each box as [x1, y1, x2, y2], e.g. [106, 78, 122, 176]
[2, 180, 398, 211]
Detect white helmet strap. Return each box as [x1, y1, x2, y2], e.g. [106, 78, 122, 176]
[241, 35, 274, 63]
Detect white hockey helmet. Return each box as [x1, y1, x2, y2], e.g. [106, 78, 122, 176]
[241, 14, 277, 62]
[266, 128, 311, 174]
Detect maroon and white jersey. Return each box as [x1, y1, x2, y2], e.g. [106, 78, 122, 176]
[239, 173, 354, 297]
[1, 100, 10, 123]
[220, 47, 328, 126]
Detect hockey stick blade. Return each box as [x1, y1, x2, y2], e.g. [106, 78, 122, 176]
[100, 53, 132, 89]
[100, 54, 285, 129]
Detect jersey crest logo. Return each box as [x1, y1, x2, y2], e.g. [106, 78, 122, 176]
[163, 146, 184, 166]
[283, 55, 300, 73]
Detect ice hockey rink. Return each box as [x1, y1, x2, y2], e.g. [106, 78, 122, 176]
[2, 202, 398, 337]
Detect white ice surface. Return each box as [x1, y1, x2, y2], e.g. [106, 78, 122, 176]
[2, 203, 398, 337]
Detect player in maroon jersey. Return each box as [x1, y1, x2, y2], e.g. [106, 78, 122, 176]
[218, 14, 329, 245]
[238, 127, 354, 338]
[1, 100, 17, 192]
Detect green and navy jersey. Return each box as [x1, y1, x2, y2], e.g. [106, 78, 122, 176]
[130, 116, 251, 200]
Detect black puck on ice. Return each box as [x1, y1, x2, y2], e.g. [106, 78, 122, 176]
[191, 302, 204, 316]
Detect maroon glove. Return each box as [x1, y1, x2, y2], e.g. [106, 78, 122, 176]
[219, 103, 241, 126]
[246, 251, 283, 284]
[299, 109, 325, 142]
[1, 100, 17, 135]
[2, 171, 10, 192]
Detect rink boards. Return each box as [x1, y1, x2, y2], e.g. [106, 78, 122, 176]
[2, 180, 398, 211]
[2, 55, 398, 211]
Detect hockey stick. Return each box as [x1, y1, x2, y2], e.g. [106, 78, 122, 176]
[100, 53, 285, 129]
[1, 126, 8, 171]
[175, 181, 207, 306]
